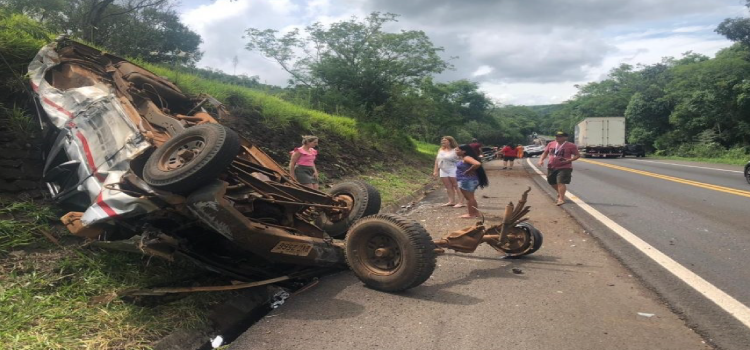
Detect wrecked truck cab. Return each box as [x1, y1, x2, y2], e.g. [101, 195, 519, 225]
[27, 38, 422, 290]
[30, 38, 544, 293]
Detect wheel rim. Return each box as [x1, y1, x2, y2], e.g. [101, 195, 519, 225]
[157, 135, 206, 172]
[328, 194, 354, 222]
[356, 232, 403, 275]
[497, 225, 533, 255]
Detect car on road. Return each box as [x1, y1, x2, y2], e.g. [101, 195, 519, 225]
[523, 144, 544, 158]
[30, 38, 543, 293]
[745, 161, 750, 184]
[481, 146, 496, 162]
[622, 144, 646, 157]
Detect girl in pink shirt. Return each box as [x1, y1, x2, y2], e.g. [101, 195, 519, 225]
[289, 135, 319, 189]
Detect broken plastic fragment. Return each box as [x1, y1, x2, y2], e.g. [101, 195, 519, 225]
[211, 335, 223, 348]
[270, 290, 290, 309]
[637, 312, 655, 318]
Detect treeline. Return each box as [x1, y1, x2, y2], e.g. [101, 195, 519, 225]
[0, 0, 202, 66]
[513, 4, 750, 159]
[535, 46, 750, 159]
[245, 13, 532, 147]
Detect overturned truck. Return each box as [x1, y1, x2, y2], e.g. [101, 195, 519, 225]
[30, 38, 543, 292]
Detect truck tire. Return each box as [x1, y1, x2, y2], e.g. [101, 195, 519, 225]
[345, 214, 437, 292]
[318, 181, 381, 238]
[143, 124, 241, 194]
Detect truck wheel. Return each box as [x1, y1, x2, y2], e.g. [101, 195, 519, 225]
[497, 222, 543, 258]
[143, 124, 241, 194]
[318, 181, 381, 238]
[345, 214, 436, 292]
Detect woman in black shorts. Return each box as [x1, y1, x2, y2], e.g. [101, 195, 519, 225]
[501, 144, 517, 169]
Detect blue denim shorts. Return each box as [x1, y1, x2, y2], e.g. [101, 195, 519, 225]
[458, 179, 479, 192]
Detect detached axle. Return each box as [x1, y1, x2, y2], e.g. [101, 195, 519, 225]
[433, 187, 543, 257]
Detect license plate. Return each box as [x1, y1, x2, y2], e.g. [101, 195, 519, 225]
[271, 241, 313, 256]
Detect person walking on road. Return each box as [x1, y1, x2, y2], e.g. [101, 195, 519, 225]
[289, 135, 320, 190]
[501, 144, 517, 170]
[538, 131, 580, 205]
[455, 144, 489, 218]
[516, 144, 525, 159]
[433, 136, 465, 208]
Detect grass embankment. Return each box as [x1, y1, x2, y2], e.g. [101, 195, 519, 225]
[650, 145, 749, 166]
[0, 201, 240, 349]
[651, 155, 748, 166]
[146, 64, 361, 142]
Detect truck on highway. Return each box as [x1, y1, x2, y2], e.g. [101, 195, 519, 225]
[575, 117, 626, 158]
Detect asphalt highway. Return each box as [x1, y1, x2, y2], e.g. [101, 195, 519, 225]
[525, 157, 750, 350]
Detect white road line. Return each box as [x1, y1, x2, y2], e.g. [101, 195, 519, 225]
[526, 158, 750, 329]
[628, 159, 744, 174]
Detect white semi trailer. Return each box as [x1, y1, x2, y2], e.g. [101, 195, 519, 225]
[574, 117, 626, 158]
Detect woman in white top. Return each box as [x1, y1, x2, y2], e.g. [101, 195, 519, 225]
[433, 136, 465, 207]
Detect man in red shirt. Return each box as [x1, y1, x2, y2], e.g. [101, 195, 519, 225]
[538, 131, 580, 205]
[469, 138, 482, 158]
[501, 144, 517, 170]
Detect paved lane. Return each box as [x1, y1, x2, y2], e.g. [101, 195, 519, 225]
[570, 158, 750, 305]
[526, 157, 750, 349]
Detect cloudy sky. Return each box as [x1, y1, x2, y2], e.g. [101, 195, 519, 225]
[178, 0, 747, 105]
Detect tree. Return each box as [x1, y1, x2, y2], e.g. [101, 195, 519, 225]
[245, 12, 451, 120]
[716, 0, 750, 46]
[0, 0, 202, 65]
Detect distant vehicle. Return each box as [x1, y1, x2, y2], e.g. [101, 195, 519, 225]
[745, 161, 750, 184]
[523, 145, 544, 158]
[575, 117, 626, 158]
[481, 147, 496, 162]
[622, 144, 646, 157]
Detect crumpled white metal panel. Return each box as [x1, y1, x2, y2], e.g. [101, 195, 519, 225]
[29, 41, 160, 226]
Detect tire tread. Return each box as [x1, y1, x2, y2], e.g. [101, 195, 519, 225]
[345, 213, 436, 292]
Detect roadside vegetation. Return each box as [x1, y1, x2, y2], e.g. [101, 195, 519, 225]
[0, 199, 239, 349]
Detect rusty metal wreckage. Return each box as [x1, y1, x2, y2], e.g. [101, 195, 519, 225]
[31, 38, 544, 295]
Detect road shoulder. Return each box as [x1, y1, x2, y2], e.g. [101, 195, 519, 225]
[229, 160, 710, 350]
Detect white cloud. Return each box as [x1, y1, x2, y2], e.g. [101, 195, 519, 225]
[472, 65, 493, 77]
[480, 81, 580, 106]
[177, 0, 743, 105]
[673, 25, 716, 33]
